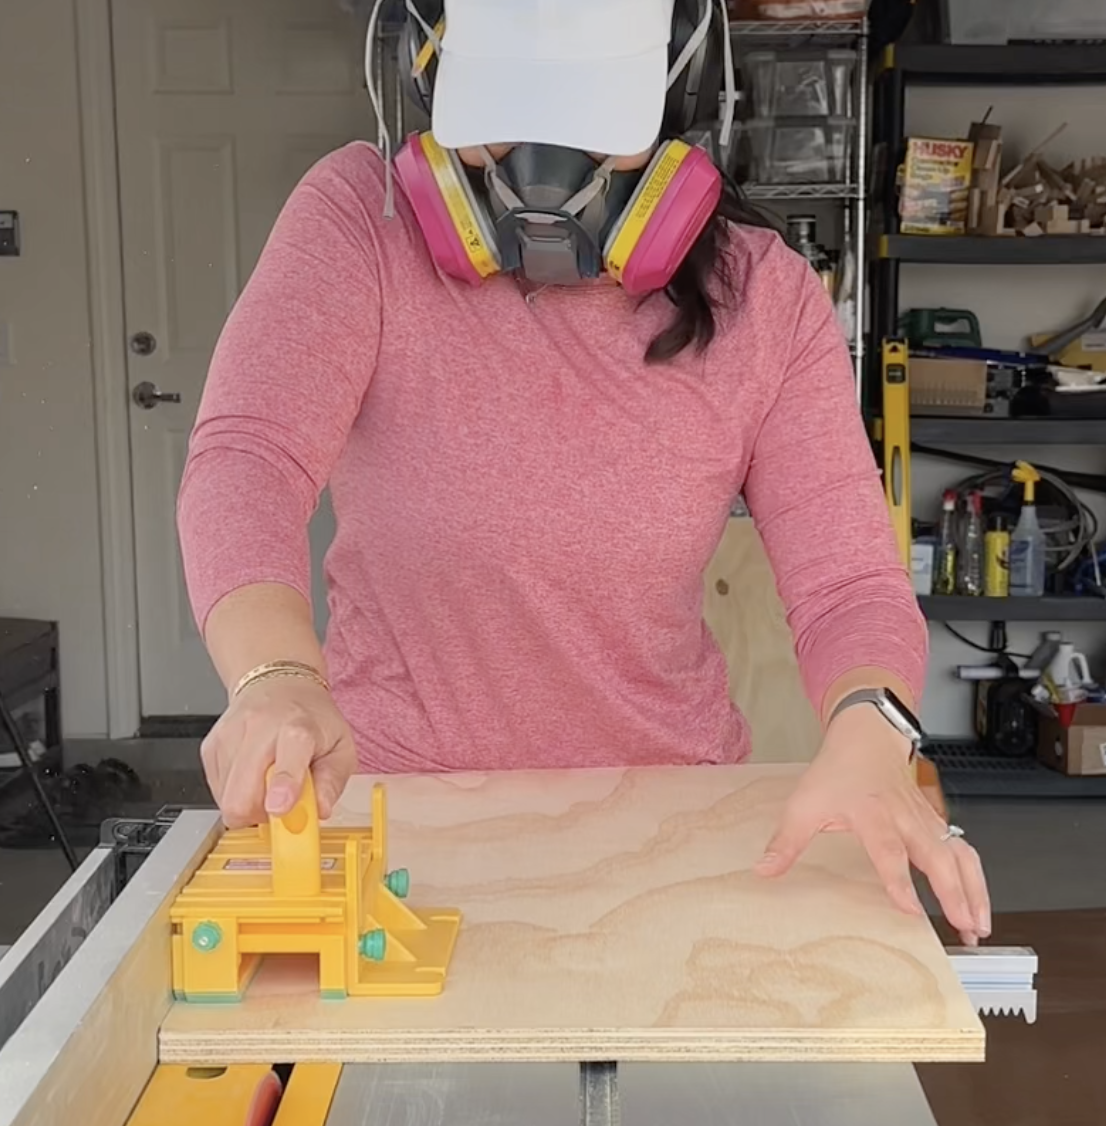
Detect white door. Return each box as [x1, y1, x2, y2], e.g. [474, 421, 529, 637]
[112, 0, 378, 718]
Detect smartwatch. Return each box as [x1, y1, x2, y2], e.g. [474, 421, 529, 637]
[828, 687, 924, 761]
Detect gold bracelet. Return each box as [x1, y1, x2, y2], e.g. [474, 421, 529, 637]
[232, 660, 330, 699]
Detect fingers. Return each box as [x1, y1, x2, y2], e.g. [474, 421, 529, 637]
[265, 721, 317, 815]
[311, 736, 356, 819]
[201, 687, 354, 829]
[219, 736, 274, 829]
[756, 803, 820, 878]
[199, 730, 224, 805]
[900, 809, 979, 944]
[951, 837, 991, 941]
[853, 806, 924, 917]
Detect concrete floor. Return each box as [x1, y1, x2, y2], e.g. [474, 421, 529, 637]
[1, 742, 1105, 946]
[0, 739, 212, 944]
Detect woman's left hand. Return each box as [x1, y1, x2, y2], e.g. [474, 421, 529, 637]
[755, 704, 991, 946]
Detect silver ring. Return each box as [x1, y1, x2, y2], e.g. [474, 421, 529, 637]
[940, 824, 966, 843]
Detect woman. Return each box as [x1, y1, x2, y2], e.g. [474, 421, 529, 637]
[178, 0, 990, 944]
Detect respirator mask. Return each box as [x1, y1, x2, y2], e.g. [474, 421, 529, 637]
[365, 0, 736, 296]
[479, 144, 641, 287]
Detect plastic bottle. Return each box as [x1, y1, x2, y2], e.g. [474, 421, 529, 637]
[934, 489, 958, 595]
[958, 490, 984, 596]
[1009, 461, 1046, 597]
[984, 514, 1010, 597]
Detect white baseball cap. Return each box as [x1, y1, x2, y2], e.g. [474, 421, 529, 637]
[430, 0, 677, 156]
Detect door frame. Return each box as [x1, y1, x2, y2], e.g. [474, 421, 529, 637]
[76, 0, 142, 738]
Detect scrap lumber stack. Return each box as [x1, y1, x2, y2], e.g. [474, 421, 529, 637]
[967, 120, 1106, 237]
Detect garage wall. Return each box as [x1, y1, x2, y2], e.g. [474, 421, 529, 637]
[0, 0, 109, 736]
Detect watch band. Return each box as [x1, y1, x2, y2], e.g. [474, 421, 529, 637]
[828, 687, 923, 760]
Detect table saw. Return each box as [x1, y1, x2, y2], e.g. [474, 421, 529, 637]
[0, 777, 1036, 1126]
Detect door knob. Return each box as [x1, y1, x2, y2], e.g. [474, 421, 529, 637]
[132, 381, 181, 410]
[130, 331, 158, 356]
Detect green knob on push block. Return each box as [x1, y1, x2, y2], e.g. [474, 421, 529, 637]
[384, 868, 410, 898]
[359, 929, 387, 962]
[191, 921, 222, 953]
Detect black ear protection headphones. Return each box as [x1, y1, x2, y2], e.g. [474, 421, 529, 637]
[399, 0, 725, 140]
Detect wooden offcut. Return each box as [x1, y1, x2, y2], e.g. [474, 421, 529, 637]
[160, 767, 984, 1065]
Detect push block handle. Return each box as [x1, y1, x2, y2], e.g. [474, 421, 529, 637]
[370, 783, 387, 866]
[266, 766, 323, 898]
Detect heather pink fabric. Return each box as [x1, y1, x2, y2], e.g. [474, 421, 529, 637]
[177, 142, 927, 774]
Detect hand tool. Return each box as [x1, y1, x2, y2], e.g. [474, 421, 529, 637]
[878, 336, 912, 566]
[170, 771, 461, 1002]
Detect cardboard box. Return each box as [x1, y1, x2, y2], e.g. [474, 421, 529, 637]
[1036, 703, 1106, 776]
[909, 357, 988, 416]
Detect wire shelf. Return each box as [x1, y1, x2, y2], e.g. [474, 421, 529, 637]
[743, 182, 860, 200]
[730, 19, 866, 40]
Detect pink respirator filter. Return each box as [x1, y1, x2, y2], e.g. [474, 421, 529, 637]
[393, 136, 492, 287]
[610, 145, 722, 297]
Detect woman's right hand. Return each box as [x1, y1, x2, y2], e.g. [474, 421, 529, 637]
[200, 676, 358, 828]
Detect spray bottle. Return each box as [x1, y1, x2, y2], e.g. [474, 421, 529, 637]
[1009, 461, 1046, 597]
[934, 489, 958, 595]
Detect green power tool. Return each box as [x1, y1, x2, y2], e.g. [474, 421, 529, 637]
[899, 307, 982, 350]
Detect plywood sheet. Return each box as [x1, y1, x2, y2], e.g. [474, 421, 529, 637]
[160, 767, 983, 1065]
[703, 518, 821, 764]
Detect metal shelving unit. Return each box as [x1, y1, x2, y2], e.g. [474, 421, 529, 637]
[889, 42, 1106, 85]
[744, 183, 859, 200]
[919, 595, 1106, 623]
[866, 28, 1106, 778]
[730, 17, 870, 394]
[868, 37, 1106, 382]
[730, 19, 866, 39]
[879, 233, 1106, 265]
[911, 417, 1106, 445]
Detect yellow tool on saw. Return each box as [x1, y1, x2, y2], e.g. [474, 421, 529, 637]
[169, 771, 461, 1002]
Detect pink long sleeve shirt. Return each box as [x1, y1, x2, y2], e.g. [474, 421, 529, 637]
[177, 142, 927, 774]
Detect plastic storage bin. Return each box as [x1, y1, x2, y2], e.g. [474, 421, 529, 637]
[741, 49, 855, 118]
[745, 116, 855, 184]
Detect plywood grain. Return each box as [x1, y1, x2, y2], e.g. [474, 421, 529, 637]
[703, 518, 821, 764]
[160, 767, 983, 1065]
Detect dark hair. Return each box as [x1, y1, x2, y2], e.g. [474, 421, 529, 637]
[644, 175, 780, 364]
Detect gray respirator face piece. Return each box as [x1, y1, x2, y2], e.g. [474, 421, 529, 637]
[480, 145, 643, 286]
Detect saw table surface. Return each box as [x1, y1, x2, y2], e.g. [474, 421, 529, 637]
[161, 766, 983, 1065]
[322, 1062, 941, 1125]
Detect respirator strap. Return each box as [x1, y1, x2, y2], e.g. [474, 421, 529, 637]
[366, 0, 441, 218]
[480, 148, 619, 224]
[666, 0, 735, 150]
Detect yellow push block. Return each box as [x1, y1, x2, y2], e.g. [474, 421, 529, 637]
[170, 773, 461, 1002]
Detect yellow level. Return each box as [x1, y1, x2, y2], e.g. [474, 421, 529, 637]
[880, 337, 912, 567]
